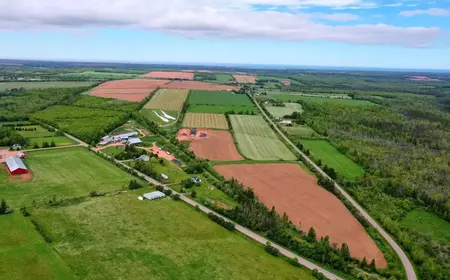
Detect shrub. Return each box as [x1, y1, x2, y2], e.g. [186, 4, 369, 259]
[156, 185, 164, 192]
[90, 190, 105, 197]
[128, 180, 143, 190]
[265, 243, 280, 256]
[172, 194, 181, 201]
[163, 189, 172, 196]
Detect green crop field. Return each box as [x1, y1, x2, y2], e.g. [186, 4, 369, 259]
[0, 147, 134, 208]
[60, 71, 138, 79]
[283, 125, 316, 138]
[215, 74, 235, 82]
[27, 136, 77, 148]
[189, 90, 254, 106]
[140, 109, 178, 126]
[401, 209, 450, 244]
[30, 193, 314, 280]
[299, 140, 365, 180]
[0, 81, 95, 91]
[144, 89, 189, 111]
[270, 95, 374, 105]
[0, 213, 76, 280]
[188, 105, 259, 114]
[230, 115, 296, 160]
[265, 103, 303, 118]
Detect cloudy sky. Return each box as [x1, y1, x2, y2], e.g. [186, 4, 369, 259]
[0, 0, 449, 69]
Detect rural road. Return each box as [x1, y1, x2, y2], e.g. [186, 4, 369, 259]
[91, 149, 343, 280]
[252, 95, 417, 280]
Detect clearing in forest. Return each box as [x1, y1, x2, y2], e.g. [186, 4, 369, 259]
[177, 129, 243, 161]
[265, 103, 303, 119]
[28, 192, 315, 280]
[144, 89, 189, 111]
[232, 75, 257, 84]
[182, 113, 228, 130]
[229, 115, 296, 160]
[299, 140, 365, 180]
[214, 163, 387, 268]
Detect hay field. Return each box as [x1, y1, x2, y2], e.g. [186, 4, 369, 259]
[30, 193, 315, 280]
[265, 103, 303, 118]
[183, 113, 228, 129]
[144, 89, 189, 111]
[230, 115, 296, 160]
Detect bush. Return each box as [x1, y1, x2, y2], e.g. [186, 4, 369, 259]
[31, 219, 52, 243]
[128, 180, 143, 190]
[207, 212, 235, 231]
[20, 207, 30, 217]
[265, 243, 280, 256]
[0, 199, 12, 215]
[90, 190, 105, 197]
[163, 189, 172, 196]
[172, 194, 181, 201]
[156, 185, 164, 192]
[191, 190, 197, 198]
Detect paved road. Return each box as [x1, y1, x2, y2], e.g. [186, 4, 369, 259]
[252, 95, 417, 280]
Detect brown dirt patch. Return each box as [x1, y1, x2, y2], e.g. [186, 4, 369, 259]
[141, 71, 194, 80]
[96, 79, 170, 89]
[90, 79, 170, 102]
[214, 163, 387, 267]
[163, 81, 239, 91]
[177, 129, 243, 161]
[281, 81, 291, 86]
[137, 143, 176, 161]
[232, 75, 257, 84]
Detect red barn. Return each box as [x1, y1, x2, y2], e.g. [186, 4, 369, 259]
[5, 156, 29, 175]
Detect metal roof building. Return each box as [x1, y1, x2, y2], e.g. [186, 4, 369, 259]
[127, 138, 142, 145]
[5, 156, 29, 175]
[143, 191, 166, 200]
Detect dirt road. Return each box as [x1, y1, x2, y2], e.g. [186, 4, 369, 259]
[252, 95, 417, 280]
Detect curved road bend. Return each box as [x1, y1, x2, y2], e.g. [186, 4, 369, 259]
[93, 149, 343, 280]
[252, 96, 417, 280]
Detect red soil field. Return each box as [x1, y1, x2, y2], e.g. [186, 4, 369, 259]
[214, 163, 387, 268]
[91, 89, 154, 102]
[164, 81, 239, 91]
[281, 80, 291, 86]
[177, 129, 243, 161]
[96, 79, 170, 89]
[232, 75, 257, 84]
[141, 71, 195, 80]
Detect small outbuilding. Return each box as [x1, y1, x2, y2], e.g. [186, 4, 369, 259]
[5, 156, 29, 175]
[161, 174, 169, 180]
[127, 138, 143, 145]
[143, 191, 166, 201]
[137, 155, 150, 162]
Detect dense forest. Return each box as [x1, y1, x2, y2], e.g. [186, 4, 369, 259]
[299, 91, 450, 279]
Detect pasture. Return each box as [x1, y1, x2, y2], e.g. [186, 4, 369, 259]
[0, 213, 76, 280]
[187, 90, 257, 114]
[16, 125, 55, 138]
[144, 89, 189, 111]
[215, 163, 387, 267]
[265, 103, 303, 118]
[0, 147, 134, 207]
[27, 136, 77, 148]
[270, 95, 374, 106]
[229, 115, 296, 160]
[215, 73, 235, 82]
[60, 71, 138, 79]
[401, 209, 450, 244]
[30, 193, 314, 280]
[0, 81, 95, 91]
[182, 113, 228, 129]
[299, 140, 365, 180]
[283, 125, 316, 138]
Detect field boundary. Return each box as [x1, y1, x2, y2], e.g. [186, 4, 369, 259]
[251, 94, 417, 280]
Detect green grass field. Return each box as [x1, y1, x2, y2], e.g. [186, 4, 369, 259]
[189, 90, 254, 106]
[30, 193, 314, 280]
[299, 140, 365, 180]
[140, 109, 178, 126]
[215, 74, 235, 82]
[60, 71, 138, 79]
[230, 115, 296, 160]
[27, 136, 77, 148]
[0, 147, 135, 208]
[270, 95, 374, 106]
[141, 135, 167, 147]
[188, 105, 259, 114]
[265, 103, 303, 118]
[0, 213, 76, 280]
[283, 125, 316, 138]
[0, 81, 95, 91]
[17, 125, 55, 138]
[401, 209, 450, 244]
[101, 146, 125, 156]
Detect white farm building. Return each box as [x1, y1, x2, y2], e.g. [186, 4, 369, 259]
[143, 191, 166, 201]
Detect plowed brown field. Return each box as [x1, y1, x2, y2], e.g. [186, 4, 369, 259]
[164, 81, 239, 91]
[90, 79, 170, 102]
[177, 129, 243, 161]
[232, 75, 257, 84]
[214, 163, 387, 268]
[141, 71, 194, 80]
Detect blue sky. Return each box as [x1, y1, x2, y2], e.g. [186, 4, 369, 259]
[0, 0, 449, 69]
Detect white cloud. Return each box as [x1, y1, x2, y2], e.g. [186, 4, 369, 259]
[0, 0, 443, 48]
[400, 8, 450, 17]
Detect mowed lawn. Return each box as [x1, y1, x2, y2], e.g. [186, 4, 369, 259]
[230, 115, 296, 160]
[0, 147, 134, 207]
[31, 193, 314, 280]
[144, 89, 189, 111]
[299, 140, 365, 180]
[183, 113, 228, 129]
[265, 103, 303, 118]
[0, 81, 95, 91]
[401, 209, 450, 244]
[0, 213, 76, 280]
[27, 136, 77, 148]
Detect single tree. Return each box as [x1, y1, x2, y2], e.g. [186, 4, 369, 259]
[307, 227, 316, 242]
